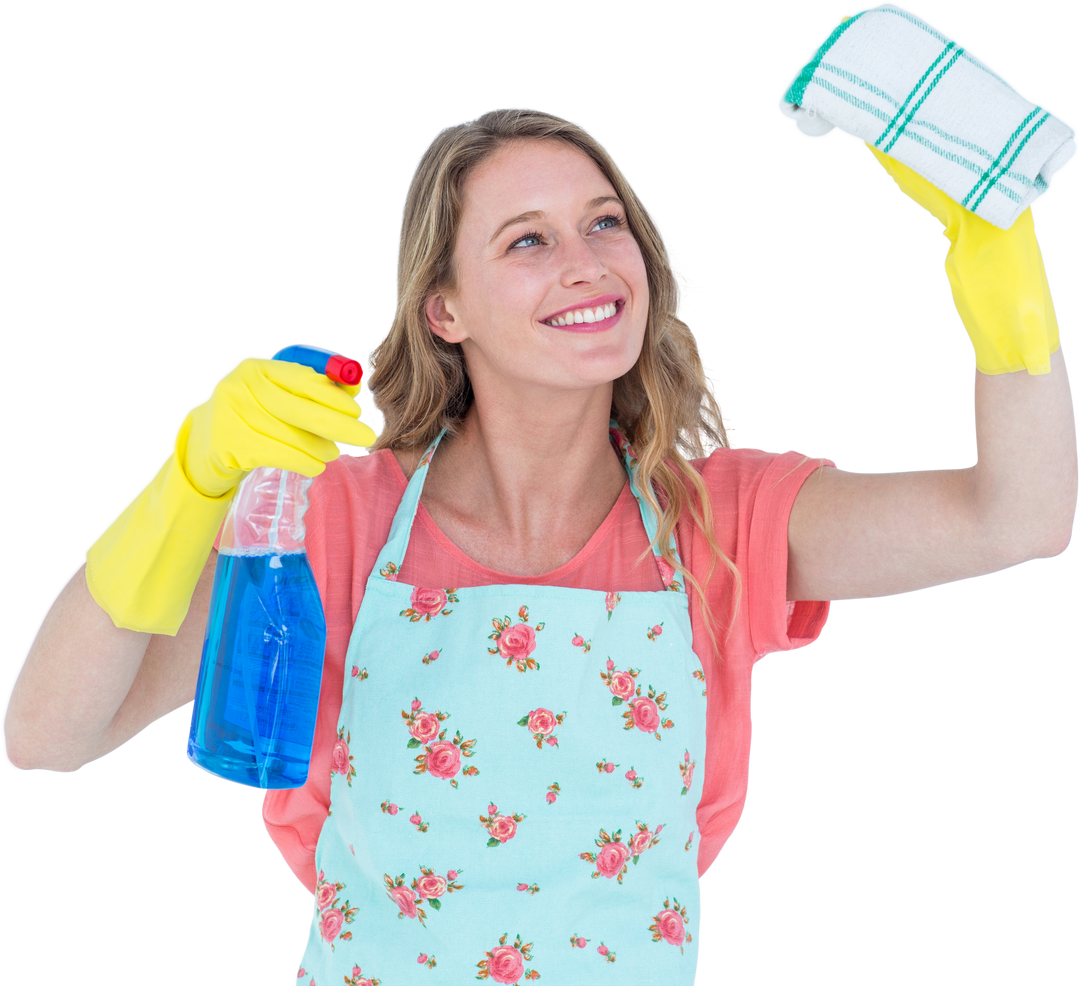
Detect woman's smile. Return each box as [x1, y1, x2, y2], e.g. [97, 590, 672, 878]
[542, 296, 624, 331]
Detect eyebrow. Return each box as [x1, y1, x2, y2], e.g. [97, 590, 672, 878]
[488, 196, 624, 244]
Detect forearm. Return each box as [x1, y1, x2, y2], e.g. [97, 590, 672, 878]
[971, 347, 1076, 560]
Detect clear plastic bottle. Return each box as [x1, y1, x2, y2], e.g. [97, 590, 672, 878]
[187, 346, 360, 788]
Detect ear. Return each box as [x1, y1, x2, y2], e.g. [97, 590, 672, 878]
[425, 292, 468, 344]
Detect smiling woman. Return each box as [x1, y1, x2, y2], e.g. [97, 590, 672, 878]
[362, 105, 743, 652]
[10, 98, 1071, 984]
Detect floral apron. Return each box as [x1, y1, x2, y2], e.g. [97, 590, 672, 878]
[296, 423, 707, 986]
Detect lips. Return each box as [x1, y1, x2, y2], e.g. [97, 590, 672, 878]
[540, 298, 626, 332]
[542, 294, 624, 324]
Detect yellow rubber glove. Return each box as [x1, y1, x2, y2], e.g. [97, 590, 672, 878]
[180, 358, 374, 496]
[86, 359, 376, 634]
[867, 143, 1060, 375]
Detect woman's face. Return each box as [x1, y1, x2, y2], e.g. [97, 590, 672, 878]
[427, 139, 649, 402]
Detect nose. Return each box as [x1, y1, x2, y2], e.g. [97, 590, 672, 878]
[558, 231, 608, 287]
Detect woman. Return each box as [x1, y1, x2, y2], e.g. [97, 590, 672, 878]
[6, 109, 1076, 983]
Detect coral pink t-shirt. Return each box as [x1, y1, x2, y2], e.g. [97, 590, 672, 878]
[263, 446, 832, 892]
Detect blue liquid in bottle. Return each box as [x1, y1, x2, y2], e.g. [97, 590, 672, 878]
[188, 550, 326, 788]
[186, 345, 356, 788]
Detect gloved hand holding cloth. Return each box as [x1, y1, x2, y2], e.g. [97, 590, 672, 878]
[780, 3, 1074, 375]
[866, 143, 1059, 374]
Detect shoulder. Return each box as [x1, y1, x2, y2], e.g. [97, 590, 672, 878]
[687, 447, 832, 497]
[310, 448, 408, 511]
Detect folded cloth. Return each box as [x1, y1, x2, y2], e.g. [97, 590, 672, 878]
[780, 5, 1074, 228]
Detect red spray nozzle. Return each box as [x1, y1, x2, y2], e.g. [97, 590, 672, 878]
[324, 353, 362, 386]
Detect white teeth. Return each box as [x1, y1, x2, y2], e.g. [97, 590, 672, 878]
[546, 302, 619, 326]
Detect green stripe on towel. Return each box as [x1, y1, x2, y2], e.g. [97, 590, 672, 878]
[783, 12, 865, 107]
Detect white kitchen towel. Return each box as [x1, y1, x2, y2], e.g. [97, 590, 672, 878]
[780, 5, 1074, 228]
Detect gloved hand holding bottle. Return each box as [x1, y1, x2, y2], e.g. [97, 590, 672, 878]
[86, 357, 376, 636]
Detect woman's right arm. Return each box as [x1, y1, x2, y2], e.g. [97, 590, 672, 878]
[5, 555, 215, 771]
[6, 357, 376, 772]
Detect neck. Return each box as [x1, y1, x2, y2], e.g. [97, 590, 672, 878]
[428, 381, 627, 544]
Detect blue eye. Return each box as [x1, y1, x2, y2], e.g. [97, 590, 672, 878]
[511, 213, 630, 250]
[509, 228, 544, 248]
[592, 214, 624, 232]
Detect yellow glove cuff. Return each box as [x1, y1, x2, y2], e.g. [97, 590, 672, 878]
[85, 414, 235, 635]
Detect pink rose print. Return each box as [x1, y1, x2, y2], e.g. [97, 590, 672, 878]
[571, 633, 591, 653]
[416, 874, 447, 899]
[388, 884, 418, 920]
[517, 707, 567, 749]
[480, 804, 526, 847]
[425, 740, 461, 779]
[596, 840, 630, 878]
[314, 872, 356, 950]
[685, 831, 695, 852]
[647, 622, 664, 641]
[379, 560, 400, 581]
[605, 590, 622, 619]
[400, 586, 459, 622]
[545, 781, 560, 803]
[489, 946, 524, 983]
[596, 759, 618, 773]
[476, 933, 537, 983]
[297, 970, 305, 979]
[331, 727, 356, 785]
[488, 605, 544, 672]
[581, 821, 661, 881]
[380, 807, 425, 829]
[631, 697, 661, 733]
[600, 663, 639, 704]
[655, 556, 683, 591]
[385, 865, 464, 927]
[315, 881, 336, 911]
[620, 683, 674, 739]
[658, 910, 685, 944]
[518, 882, 540, 894]
[320, 908, 344, 944]
[625, 767, 643, 790]
[629, 830, 652, 856]
[409, 711, 442, 743]
[350, 665, 368, 679]
[413, 587, 448, 616]
[597, 942, 616, 963]
[650, 896, 693, 953]
[417, 953, 437, 969]
[610, 672, 636, 701]
[421, 649, 440, 665]
[500, 624, 535, 659]
[528, 708, 555, 734]
[345, 966, 382, 986]
[693, 667, 707, 696]
[404, 700, 478, 788]
[679, 750, 696, 795]
[570, 935, 589, 948]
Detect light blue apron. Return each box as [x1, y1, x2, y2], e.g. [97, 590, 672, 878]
[297, 423, 707, 985]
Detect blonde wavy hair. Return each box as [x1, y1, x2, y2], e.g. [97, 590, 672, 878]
[368, 108, 741, 644]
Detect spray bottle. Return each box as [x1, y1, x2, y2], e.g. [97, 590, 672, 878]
[187, 345, 361, 788]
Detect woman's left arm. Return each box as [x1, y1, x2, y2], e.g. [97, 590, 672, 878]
[787, 350, 1076, 600]
[788, 147, 1077, 601]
